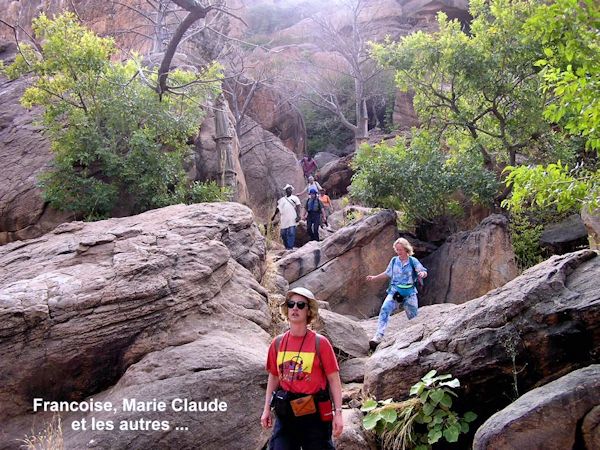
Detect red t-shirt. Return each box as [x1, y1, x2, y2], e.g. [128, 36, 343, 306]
[266, 330, 339, 394]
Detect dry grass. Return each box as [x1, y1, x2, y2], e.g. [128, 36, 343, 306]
[20, 416, 64, 450]
[379, 398, 422, 450]
[260, 252, 287, 338]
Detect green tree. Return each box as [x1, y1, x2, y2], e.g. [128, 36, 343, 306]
[350, 131, 498, 224]
[370, 0, 565, 198]
[4, 13, 222, 219]
[503, 0, 599, 212]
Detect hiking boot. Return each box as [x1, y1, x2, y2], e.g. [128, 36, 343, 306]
[369, 337, 381, 351]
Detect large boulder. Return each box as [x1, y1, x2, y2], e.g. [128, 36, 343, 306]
[0, 203, 271, 450]
[230, 82, 307, 157]
[334, 408, 377, 450]
[420, 214, 519, 305]
[473, 365, 600, 450]
[313, 151, 339, 169]
[238, 117, 305, 222]
[582, 206, 600, 250]
[0, 44, 71, 245]
[277, 209, 398, 318]
[317, 309, 369, 358]
[540, 213, 589, 254]
[364, 250, 600, 422]
[318, 155, 354, 198]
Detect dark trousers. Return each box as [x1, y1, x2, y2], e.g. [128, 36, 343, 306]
[306, 212, 321, 241]
[270, 414, 334, 450]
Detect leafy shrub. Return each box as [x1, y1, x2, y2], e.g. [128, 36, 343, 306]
[362, 371, 476, 450]
[4, 13, 221, 220]
[186, 181, 231, 203]
[509, 212, 545, 271]
[350, 130, 497, 225]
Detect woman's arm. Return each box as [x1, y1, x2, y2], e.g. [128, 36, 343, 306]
[365, 272, 389, 282]
[260, 373, 280, 429]
[326, 371, 344, 438]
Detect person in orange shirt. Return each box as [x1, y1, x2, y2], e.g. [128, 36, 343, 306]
[319, 189, 333, 225]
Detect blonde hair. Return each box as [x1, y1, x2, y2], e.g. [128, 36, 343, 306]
[393, 237, 414, 256]
[280, 294, 319, 325]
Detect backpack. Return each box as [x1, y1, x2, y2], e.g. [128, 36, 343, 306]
[306, 198, 323, 213]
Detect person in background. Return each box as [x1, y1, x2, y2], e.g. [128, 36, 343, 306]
[303, 188, 326, 242]
[299, 176, 323, 197]
[261, 287, 344, 449]
[271, 184, 301, 250]
[319, 188, 333, 225]
[299, 154, 318, 181]
[365, 237, 427, 349]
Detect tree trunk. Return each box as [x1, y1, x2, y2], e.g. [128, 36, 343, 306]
[355, 97, 369, 150]
[214, 95, 236, 199]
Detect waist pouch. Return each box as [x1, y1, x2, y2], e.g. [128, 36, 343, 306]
[290, 395, 316, 416]
[390, 283, 414, 298]
[271, 389, 330, 420]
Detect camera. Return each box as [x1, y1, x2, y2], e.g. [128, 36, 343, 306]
[393, 291, 405, 302]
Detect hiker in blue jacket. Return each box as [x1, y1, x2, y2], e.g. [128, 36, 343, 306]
[303, 188, 326, 242]
[365, 237, 427, 349]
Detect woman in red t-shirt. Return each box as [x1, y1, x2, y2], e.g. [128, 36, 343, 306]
[260, 287, 344, 449]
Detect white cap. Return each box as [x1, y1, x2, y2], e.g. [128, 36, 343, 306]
[285, 286, 317, 302]
[283, 184, 294, 191]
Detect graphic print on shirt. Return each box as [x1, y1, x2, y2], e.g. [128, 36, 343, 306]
[277, 351, 316, 383]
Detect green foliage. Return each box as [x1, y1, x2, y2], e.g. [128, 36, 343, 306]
[502, 0, 600, 213]
[301, 99, 354, 155]
[509, 213, 545, 271]
[3, 13, 221, 219]
[526, 0, 600, 151]
[502, 162, 599, 213]
[362, 371, 476, 450]
[186, 181, 231, 203]
[370, 0, 551, 171]
[349, 131, 497, 224]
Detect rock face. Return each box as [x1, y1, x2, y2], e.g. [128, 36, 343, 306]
[393, 91, 420, 129]
[363, 250, 600, 421]
[0, 45, 72, 245]
[313, 151, 339, 169]
[317, 309, 369, 358]
[420, 214, 519, 305]
[0, 203, 271, 450]
[582, 206, 600, 250]
[473, 365, 600, 450]
[334, 408, 377, 450]
[540, 213, 590, 254]
[232, 83, 307, 157]
[277, 209, 398, 318]
[319, 155, 354, 198]
[239, 117, 306, 221]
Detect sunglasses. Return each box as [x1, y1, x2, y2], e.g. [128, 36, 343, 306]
[286, 300, 307, 310]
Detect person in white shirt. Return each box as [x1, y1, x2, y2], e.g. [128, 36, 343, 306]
[271, 184, 301, 250]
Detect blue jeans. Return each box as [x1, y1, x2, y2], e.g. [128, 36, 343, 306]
[280, 226, 296, 249]
[270, 415, 334, 450]
[306, 213, 321, 241]
[374, 293, 418, 339]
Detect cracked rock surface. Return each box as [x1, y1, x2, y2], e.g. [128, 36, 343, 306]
[0, 203, 270, 450]
[364, 250, 600, 422]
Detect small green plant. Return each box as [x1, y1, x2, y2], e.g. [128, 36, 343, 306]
[509, 213, 545, 271]
[361, 370, 477, 450]
[185, 181, 231, 203]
